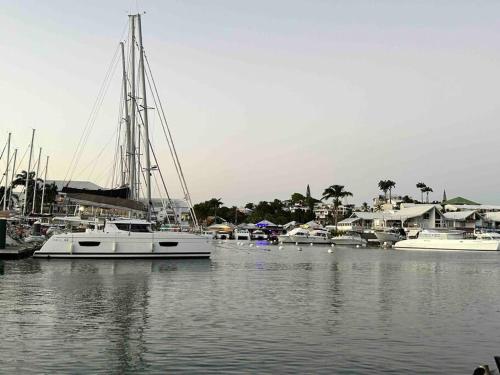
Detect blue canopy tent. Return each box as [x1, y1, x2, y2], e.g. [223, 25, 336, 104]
[255, 220, 276, 228]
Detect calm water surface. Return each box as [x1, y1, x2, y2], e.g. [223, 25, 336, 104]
[1, 244, 499, 374]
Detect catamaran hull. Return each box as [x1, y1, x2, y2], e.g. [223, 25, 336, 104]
[33, 232, 213, 258]
[394, 239, 500, 251]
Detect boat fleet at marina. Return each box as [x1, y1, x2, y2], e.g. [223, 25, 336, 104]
[3, 15, 500, 259]
[202, 218, 500, 251]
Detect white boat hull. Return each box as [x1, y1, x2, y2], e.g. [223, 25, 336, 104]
[394, 239, 500, 251]
[33, 231, 213, 258]
[374, 232, 403, 244]
[331, 237, 367, 246]
[278, 235, 331, 244]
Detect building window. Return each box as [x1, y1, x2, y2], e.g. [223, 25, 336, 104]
[423, 213, 430, 219]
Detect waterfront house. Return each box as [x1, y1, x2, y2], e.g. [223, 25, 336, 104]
[483, 212, 500, 229]
[443, 210, 483, 231]
[337, 204, 445, 231]
[313, 202, 332, 225]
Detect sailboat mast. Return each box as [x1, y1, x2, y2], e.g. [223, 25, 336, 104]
[2, 132, 11, 211]
[40, 155, 49, 214]
[32, 147, 42, 213]
[129, 15, 137, 201]
[7, 148, 17, 210]
[137, 14, 152, 220]
[22, 128, 35, 217]
[120, 41, 131, 190]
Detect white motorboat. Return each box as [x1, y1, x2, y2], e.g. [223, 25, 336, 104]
[252, 230, 268, 240]
[374, 228, 406, 245]
[474, 230, 500, 240]
[331, 232, 367, 246]
[216, 232, 230, 240]
[201, 230, 216, 239]
[234, 229, 251, 241]
[394, 229, 500, 251]
[278, 228, 331, 244]
[33, 219, 212, 258]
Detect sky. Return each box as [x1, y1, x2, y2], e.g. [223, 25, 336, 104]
[1, 0, 500, 206]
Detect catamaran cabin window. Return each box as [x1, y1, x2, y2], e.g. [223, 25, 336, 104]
[115, 223, 152, 232]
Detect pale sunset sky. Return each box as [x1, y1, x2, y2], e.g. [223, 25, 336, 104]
[1, 0, 500, 206]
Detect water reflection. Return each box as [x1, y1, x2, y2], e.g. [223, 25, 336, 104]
[1, 249, 500, 373]
[36, 258, 212, 275]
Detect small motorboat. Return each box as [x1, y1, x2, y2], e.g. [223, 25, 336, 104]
[252, 230, 268, 240]
[374, 228, 406, 245]
[331, 232, 367, 246]
[234, 229, 251, 241]
[278, 228, 331, 244]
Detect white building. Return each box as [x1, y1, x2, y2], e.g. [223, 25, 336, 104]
[314, 203, 332, 224]
[337, 204, 446, 231]
[443, 210, 483, 230]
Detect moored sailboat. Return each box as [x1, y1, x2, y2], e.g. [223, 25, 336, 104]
[34, 14, 213, 258]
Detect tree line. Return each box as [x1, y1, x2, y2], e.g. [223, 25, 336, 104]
[0, 170, 57, 213]
[194, 180, 439, 227]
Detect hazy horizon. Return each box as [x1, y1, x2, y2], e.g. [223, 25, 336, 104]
[1, 0, 500, 206]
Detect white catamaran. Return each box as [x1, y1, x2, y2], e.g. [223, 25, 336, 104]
[34, 14, 213, 258]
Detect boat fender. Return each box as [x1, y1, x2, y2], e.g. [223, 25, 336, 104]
[331, 243, 335, 247]
[297, 247, 302, 251]
[327, 249, 333, 253]
[295, 242, 299, 246]
[310, 243, 313, 246]
[356, 245, 360, 248]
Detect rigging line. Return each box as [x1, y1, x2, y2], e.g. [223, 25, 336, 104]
[86, 126, 119, 182]
[64, 44, 121, 184]
[151, 170, 171, 224]
[14, 146, 29, 175]
[1, 151, 16, 176]
[148, 138, 178, 225]
[143, 56, 198, 228]
[70, 52, 121, 184]
[92, 158, 116, 188]
[77, 126, 119, 179]
[143, 52, 195, 205]
[132, 93, 178, 224]
[65, 20, 129, 184]
[0, 138, 7, 160]
[0, 150, 17, 204]
[142, 63, 184, 191]
[111, 77, 126, 188]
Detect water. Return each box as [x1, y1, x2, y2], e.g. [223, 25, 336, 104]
[1, 244, 499, 374]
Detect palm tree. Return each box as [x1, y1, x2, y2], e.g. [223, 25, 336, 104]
[11, 170, 37, 188]
[378, 180, 389, 201]
[386, 180, 396, 203]
[208, 198, 223, 218]
[422, 186, 433, 203]
[361, 202, 369, 212]
[416, 182, 427, 203]
[321, 185, 353, 227]
[11, 170, 43, 214]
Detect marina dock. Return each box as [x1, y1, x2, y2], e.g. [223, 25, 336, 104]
[0, 246, 36, 260]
